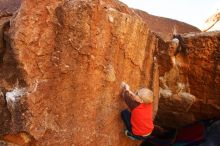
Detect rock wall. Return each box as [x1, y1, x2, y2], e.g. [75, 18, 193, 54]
[0, 0, 22, 136]
[156, 31, 220, 128]
[1, 0, 160, 145]
[185, 32, 220, 119]
[0, 0, 220, 145]
[0, 0, 21, 17]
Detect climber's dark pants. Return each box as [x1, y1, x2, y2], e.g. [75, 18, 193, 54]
[121, 109, 132, 132]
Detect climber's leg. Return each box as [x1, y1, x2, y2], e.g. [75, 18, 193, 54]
[121, 109, 132, 132]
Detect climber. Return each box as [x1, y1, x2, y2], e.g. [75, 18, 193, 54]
[120, 82, 163, 140]
[171, 34, 188, 56]
[0, 20, 10, 64]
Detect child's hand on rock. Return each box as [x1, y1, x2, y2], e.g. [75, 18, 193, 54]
[121, 81, 130, 91]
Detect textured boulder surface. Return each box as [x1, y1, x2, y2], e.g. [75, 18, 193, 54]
[135, 9, 201, 41]
[0, 0, 219, 145]
[2, 0, 159, 145]
[0, 0, 21, 137]
[156, 31, 220, 128]
[0, 0, 21, 16]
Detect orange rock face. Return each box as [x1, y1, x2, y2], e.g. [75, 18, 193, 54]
[4, 0, 159, 145]
[186, 32, 220, 118]
[156, 32, 220, 128]
[0, 0, 219, 145]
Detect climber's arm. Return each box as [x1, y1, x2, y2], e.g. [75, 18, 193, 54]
[122, 89, 140, 110]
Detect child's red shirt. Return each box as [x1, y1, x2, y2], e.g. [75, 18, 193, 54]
[131, 103, 154, 136]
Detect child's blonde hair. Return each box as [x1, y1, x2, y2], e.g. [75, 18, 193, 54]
[136, 88, 153, 103]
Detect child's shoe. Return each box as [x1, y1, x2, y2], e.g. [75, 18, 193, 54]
[124, 129, 139, 140]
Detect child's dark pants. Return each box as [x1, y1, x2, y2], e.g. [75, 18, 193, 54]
[121, 109, 132, 132]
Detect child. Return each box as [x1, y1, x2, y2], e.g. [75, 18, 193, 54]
[120, 82, 158, 140]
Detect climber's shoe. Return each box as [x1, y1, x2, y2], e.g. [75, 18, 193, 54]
[124, 129, 139, 140]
